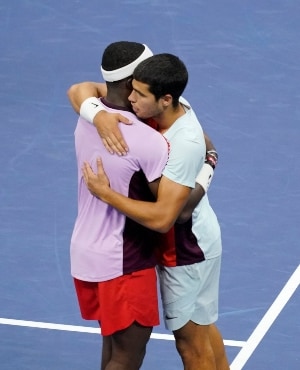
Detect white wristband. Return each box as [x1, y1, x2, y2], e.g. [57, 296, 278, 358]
[80, 97, 104, 124]
[196, 163, 214, 193]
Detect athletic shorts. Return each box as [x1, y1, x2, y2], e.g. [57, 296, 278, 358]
[74, 267, 159, 336]
[157, 256, 221, 331]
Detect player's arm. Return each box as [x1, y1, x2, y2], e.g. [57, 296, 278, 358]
[67, 81, 130, 155]
[204, 131, 215, 152]
[82, 159, 191, 233]
[176, 131, 218, 223]
[67, 81, 107, 113]
[147, 179, 160, 199]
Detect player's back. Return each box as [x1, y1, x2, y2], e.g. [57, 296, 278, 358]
[71, 101, 169, 282]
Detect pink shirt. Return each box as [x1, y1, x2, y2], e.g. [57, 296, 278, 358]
[70, 102, 169, 282]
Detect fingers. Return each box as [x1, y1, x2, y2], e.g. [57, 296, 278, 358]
[96, 157, 105, 174]
[102, 133, 128, 156]
[82, 159, 105, 180]
[94, 112, 131, 155]
[118, 113, 132, 125]
[82, 161, 93, 184]
[81, 159, 110, 200]
[81, 161, 101, 198]
[102, 138, 114, 154]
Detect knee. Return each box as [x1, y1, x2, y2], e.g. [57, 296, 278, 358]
[175, 337, 214, 365]
[175, 338, 193, 363]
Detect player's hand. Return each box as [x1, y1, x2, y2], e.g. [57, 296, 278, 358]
[82, 158, 110, 199]
[94, 111, 132, 156]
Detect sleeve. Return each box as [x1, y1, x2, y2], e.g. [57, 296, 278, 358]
[162, 135, 205, 188]
[137, 128, 169, 182]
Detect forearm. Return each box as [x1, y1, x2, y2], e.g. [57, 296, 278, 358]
[83, 160, 191, 230]
[67, 82, 107, 114]
[101, 188, 176, 233]
[176, 184, 205, 223]
[204, 131, 216, 152]
[90, 172, 190, 232]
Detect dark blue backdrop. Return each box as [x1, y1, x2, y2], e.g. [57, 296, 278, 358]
[0, 1, 299, 369]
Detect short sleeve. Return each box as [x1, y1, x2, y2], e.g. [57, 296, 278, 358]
[162, 134, 205, 188]
[136, 127, 169, 182]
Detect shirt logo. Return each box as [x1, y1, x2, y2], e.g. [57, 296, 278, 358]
[165, 315, 178, 320]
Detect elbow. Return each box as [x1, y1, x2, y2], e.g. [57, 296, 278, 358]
[67, 83, 78, 100]
[145, 207, 177, 233]
[176, 210, 192, 224]
[152, 218, 174, 234]
[67, 84, 81, 114]
[156, 225, 173, 234]
[67, 83, 76, 99]
[157, 225, 172, 234]
[67, 82, 101, 115]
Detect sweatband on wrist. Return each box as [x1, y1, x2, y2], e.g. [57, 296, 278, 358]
[196, 163, 214, 193]
[207, 150, 218, 159]
[80, 97, 104, 124]
[205, 154, 217, 169]
[205, 150, 218, 169]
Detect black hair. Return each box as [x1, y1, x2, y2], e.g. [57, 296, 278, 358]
[101, 41, 145, 71]
[133, 53, 188, 107]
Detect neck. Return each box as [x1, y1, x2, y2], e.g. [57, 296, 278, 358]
[155, 103, 186, 134]
[105, 91, 131, 110]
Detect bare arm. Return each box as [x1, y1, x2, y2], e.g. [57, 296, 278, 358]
[67, 81, 130, 155]
[82, 159, 191, 233]
[204, 131, 216, 152]
[67, 81, 107, 113]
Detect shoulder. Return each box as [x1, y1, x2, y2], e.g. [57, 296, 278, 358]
[179, 96, 191, 108]
[165, 113, 203, 145]
[120, 119, 169, 154]
[128, 118, 165, 141]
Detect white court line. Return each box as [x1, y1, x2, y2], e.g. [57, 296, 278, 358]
[0, 317, 244, 347]
[2, 266, 298, 366]
[230, 264, 300, 370]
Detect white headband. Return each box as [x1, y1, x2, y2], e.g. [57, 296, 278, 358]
[101, 44, 153, 82]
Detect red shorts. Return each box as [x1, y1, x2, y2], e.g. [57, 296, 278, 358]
[73, 267, 159, 336]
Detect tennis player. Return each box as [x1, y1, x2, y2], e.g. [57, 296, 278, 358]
[70, 41, 169, 370]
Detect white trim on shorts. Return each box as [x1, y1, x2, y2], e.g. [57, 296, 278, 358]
[157, 256, 221, 331]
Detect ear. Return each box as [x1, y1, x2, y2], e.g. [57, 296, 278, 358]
[161, 94, 172, 107]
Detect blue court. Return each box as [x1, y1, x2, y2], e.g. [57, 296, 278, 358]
[0, 1, 299, 369]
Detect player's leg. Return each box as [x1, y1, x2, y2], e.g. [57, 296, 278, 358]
[189, 256, 229, 369]
[105, 322, 152, 370]
[158, 256, 227, 369]
[101, 268, 159, 369]
[158, 264, 215, 369]
[208, 324, 230, 370]
[174, 321, 229, 370]
[174, 320, 216, 370]
[101, 335, 112, 370]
